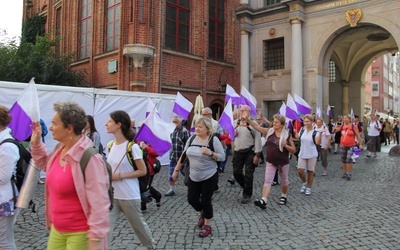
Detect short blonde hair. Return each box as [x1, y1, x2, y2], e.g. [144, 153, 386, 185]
[195, 117, 212, 135]
[303, 114, 314, 122]
[272, 114, 285, 126]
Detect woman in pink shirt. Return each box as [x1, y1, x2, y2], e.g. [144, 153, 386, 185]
[30, 102, 110, 250]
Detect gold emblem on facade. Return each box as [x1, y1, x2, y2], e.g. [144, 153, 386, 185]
[345, 9, 362, 27]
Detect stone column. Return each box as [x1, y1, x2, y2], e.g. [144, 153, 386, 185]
[290, 19, 303, 97]
[241, 30, 250, 90]
[341, 80, 349, 114]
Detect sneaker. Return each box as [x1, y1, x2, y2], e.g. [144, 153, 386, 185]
[37, 179, 45, 184]
[240, 197, 251, 204]
[271, 181, 279, 186]
[254, 199, 267, 209]
[300, 183, 307, 193]
[156, 199, 161, 207]
[334, 151, 337, 154]
[141, 208, 147, 213]
[305, 188, 311, 196]
[322, 171, 327, 176]
[164, 190, 175, 197]
[227, 178, 235, 185]
[198, 225, 212, 238]
[346, 173, 352, 180]
[197, 214, 205, 228]
[342, 172, 347, 178]
[366, 153, 371, 157]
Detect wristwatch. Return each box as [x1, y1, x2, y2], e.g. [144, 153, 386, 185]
[210, 152, 214, 157]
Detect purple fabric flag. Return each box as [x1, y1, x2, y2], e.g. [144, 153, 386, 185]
[294, 94, 312, 115]
[277, 101, 286, 115]
[218, 98, 235, 140]
[286, 94, 301, 121]
[240, 85, 257, 115]
[173, 92, 193, 120]
[225, 84, 240, 105]
[326, 105, 332, 118]
[145, 98, 156, 117]
[135, 107, 176, 156]
[9, 78, 40, 141]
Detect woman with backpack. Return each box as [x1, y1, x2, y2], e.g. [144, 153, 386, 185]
[332, 114, 362, 180]
[172, 117, 225, 238]
[297, 114, 321, 196]
[0, 105, 20, 250]
[246, 114, 296, 209]
[30, 102, 110, 250]
[105, 110, 155, 250]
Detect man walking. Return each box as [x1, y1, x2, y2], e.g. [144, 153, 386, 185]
[165, 115, 190, 196]
[366, 114, 381, 158]
[233, 105, 262, 204]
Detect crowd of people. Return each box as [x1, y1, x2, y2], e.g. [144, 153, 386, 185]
[1, 100, 399, 249]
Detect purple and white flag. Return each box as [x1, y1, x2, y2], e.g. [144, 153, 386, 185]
[240, 85, 257, 115]
[173, 92, 193, 120]
[135, 107, 176, 156]
[9, 78, 40, 141]
[218, 98, 235, 140]
[145, 98, 156, 117]
[294, 94, 312, 115]
[277, 101, 286, 116]
[286, 93, 301, 121]
[326, 105, 332, 118]
[225, 84, 240, 105]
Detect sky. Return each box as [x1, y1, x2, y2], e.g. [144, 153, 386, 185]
[0, 0, 23, 43]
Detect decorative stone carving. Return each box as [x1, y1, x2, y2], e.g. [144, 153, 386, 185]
[345, 9, 362, 27]
[123, 44, 155, 68]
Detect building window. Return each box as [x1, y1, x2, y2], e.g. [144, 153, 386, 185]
[55, 7, 62, 55]
[263, 37, 284, 71]
[329, 60, 336, 83]
[79, 0, 92, 59]
[106, 0, 121, 51]
[264, 0, 280, 6]
[165, 0, 190, 53]
[208, 0, 225, 60]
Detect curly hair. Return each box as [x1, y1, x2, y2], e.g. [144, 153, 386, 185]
[0, 105, 11, 127]
[54, 102, 87, 135]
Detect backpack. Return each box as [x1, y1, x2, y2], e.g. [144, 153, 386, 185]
[0, 138, 32, 195]
[107, 140, 150, 193]
[235, 120, 255, 138]
[80, 146, 114, 211]
[187, 135, 223, 169]
[295, 127, 318, 157]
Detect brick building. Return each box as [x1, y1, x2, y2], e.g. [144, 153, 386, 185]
[23, 0, 242, 118]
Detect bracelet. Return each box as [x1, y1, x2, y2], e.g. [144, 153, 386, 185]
[210, 151, 214, 157]
[89, 238, 101, 241]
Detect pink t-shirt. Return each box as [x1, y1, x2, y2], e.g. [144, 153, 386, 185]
[47, 154, 89, 232]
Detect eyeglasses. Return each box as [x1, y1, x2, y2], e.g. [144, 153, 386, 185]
[240, 110, 250, 112]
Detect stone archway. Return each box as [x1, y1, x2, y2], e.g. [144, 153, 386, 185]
[313, 18, 400, 117]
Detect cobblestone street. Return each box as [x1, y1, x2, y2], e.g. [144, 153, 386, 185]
[15, 145, 400, 249]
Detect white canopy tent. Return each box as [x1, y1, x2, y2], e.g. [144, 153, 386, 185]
[0, 81, 176, 164]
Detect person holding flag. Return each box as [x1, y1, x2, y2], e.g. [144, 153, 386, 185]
[245, 114, 296, 209]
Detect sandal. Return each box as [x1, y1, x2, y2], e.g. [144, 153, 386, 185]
[254, 199, 267, 209]
[278, 197, 287, 205]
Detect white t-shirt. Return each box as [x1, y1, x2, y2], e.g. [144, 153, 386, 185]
[107, 140, 142, 200]
[367, 120, 381, 136]
[299, 129, 319, 159]
[315, 126, 330, 148]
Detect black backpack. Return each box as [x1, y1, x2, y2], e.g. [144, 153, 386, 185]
[107, 140, 150, 193]
[80, 146, 114, 211]
[0, 139, 32, 202]
[187, 135, 223, 169]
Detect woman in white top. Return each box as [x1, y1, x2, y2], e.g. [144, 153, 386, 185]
[0, 105, 19, 250]
[315, 118, 331, 176]
[106, 110, 155, 250]
[297, 114, 321, 196]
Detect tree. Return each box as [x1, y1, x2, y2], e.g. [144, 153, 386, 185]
[0, 15, 87, 86]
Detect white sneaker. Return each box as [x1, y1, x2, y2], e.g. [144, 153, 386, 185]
[300, 183, 307, 193]
[305, 188, 312, 196]
[322, 171, 327, 176]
